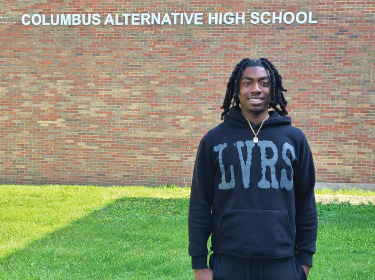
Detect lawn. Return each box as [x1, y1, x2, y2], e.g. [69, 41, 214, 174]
[0, 184, 374, 279]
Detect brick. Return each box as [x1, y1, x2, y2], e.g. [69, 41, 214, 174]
[0, 1, 374, 186]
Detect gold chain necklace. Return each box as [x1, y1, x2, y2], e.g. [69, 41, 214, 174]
[245, 115, 269, 143]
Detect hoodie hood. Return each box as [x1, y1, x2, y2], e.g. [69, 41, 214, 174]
[224, 106, 291, 129]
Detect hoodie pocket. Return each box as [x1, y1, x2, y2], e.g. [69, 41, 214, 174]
[219, 209, 295, 258]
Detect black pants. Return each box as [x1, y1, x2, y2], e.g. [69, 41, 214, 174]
[209, 253, 307, 280]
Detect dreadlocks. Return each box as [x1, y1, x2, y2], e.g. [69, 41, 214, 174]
[220, 58, 288, 120]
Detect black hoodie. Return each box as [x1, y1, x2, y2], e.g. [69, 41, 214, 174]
[188, 106, 318, 269]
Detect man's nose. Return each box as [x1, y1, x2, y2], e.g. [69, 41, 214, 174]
[250, 82, 262, 93]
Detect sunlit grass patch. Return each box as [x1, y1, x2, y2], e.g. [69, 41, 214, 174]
[312, 202, 375, 279]
[315, 187, 375, 196]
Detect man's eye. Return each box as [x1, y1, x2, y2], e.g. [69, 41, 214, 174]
[261, 82, 270, 86]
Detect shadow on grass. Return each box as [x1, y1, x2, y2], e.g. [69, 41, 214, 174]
[0, 196, 192, 280]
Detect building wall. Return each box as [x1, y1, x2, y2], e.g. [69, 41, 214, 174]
[1, 1, 374, 186]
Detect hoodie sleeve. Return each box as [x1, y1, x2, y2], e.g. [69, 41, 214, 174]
[293, 135, 318, 267]
[188, 138, 215, 269]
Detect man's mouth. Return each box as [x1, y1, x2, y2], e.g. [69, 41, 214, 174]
[247, 98, 264, 104]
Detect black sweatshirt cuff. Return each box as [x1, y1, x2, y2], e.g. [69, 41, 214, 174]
[191, 255, 208, 269]
[298, 251, 313, 267]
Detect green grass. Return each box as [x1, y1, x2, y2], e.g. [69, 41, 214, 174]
[313, 202, 375, 279]
[315, 187, 375, 196]
[0, 185, 374, 279]
[0, 184, 191, 279]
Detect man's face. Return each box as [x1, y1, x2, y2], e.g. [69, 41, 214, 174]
[238, 66, 271, 116]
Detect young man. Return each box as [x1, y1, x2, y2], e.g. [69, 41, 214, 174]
[188, 58, 317, 280]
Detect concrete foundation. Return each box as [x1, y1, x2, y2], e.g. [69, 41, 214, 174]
[315, 182, 375, 192]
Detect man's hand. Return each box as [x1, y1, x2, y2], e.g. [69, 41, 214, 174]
[193, 268, 213, 280]
[302, 265, 311, 278]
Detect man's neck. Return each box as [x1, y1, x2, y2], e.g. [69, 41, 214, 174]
[241, 109, 269, 125]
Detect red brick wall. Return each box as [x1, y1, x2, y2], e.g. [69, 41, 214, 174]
[1, 1, 374, 186]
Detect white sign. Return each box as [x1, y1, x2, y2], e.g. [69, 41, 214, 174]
[21, 12, 318, 26]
